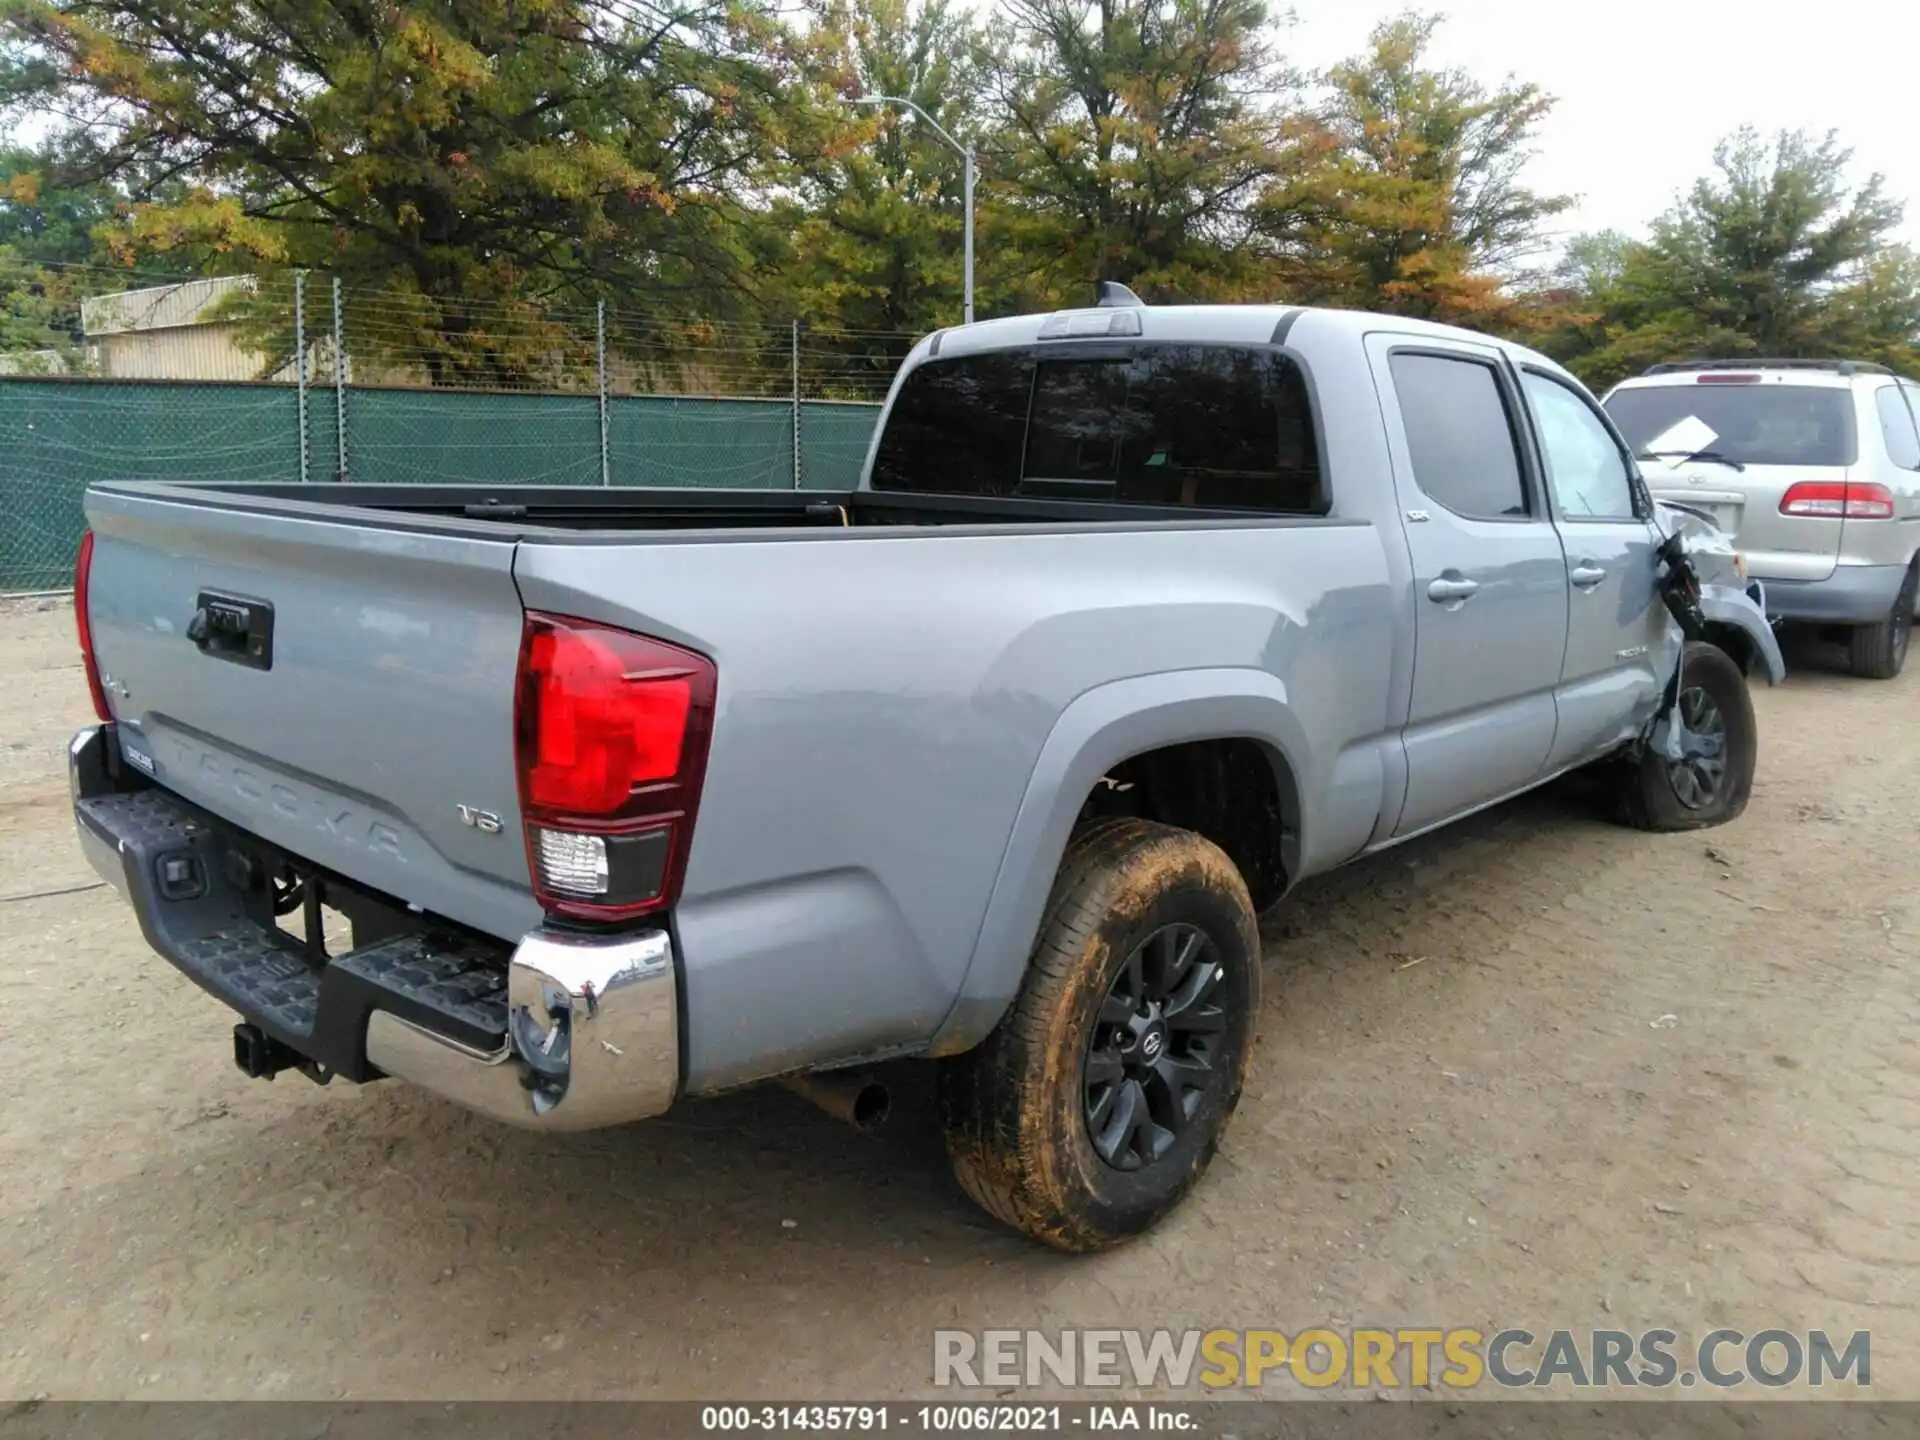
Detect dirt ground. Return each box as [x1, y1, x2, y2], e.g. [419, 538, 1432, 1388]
[0, 598, 1915, 1402]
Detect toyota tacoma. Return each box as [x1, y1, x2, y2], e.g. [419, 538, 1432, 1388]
[68, 295, 1781, 1251]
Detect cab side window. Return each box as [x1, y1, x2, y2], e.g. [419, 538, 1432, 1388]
[1522, 371, 1638, 520]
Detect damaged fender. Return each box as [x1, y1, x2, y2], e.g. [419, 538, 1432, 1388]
[1643, 525, 1781, 763]
[1652, 499, 1787, 688]
[1644, 584, 1779, 764]
[1700, 586, 1786, 686]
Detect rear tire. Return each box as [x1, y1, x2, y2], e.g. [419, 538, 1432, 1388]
[937, 818, 1260, 1253]
[1847, 564, 1916, 680]
[1617, 641, 1757, 832]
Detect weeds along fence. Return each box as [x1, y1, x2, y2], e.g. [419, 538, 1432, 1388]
[0, 266, 902, 592]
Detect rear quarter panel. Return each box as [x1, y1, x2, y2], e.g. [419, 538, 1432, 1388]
[514, 521, 1398, 1091]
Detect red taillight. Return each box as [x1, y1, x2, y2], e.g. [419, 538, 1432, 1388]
[513, 611, 715, 922]
[1697, 373, 1761, 384]
[74, 530, 111, 722]
[1779, 481, 1895, 520]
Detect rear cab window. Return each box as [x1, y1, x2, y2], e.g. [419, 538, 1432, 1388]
[869, 345, 1326, 514]
[1603, 383, 1858, 468]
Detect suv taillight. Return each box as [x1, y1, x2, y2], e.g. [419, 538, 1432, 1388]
[1779, 481, 1895, 519]
[513, 611, 716, 922]
[74, 530, 111, 722]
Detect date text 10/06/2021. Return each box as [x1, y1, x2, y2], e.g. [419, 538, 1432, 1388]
[701, 1406, 1198, 1432]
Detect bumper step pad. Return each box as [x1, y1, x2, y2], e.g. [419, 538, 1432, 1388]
[75, 787, 507, 1081]
[177, 929, 322, 1041]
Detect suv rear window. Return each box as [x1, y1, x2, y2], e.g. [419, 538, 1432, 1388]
[1603, 383, 1857, 467]
[869, 346, 1324, 514]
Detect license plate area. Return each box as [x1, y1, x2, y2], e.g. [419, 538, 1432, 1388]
[1655, 492, 1745, 537]
[1699, 502, 1743, 532]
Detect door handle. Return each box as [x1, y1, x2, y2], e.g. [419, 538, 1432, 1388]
[1570, 562, 1608, 589]
[1426, 575, 1480, 603]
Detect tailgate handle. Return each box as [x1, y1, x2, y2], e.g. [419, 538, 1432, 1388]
[188, 591, 274, 671]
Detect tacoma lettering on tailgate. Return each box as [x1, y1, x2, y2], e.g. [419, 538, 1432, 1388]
[167, 736, 407, 861]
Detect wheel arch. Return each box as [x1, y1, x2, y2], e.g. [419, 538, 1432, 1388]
[927, 669, 1308, 1056]
[1698, 589, 1787, 686]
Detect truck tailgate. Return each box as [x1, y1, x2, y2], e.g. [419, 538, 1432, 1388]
[84, 485, 541, 941]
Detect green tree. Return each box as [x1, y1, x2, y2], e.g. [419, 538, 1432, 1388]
[1553, 128, 1920, 388]
[765, 0, 986, 392]
[1265, 11, 1571, 329]
[986, 0, 1308, 305]
[0, 251, 84, 364]
[0, 142, 129, 366]
[0, 140, 122, 268]
[2, 0, 827, 382]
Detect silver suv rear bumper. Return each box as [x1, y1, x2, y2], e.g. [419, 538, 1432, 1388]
[1761, 563, 1909, 625]
[71, 722, 678, 1132]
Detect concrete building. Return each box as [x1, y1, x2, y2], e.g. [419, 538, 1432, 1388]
[78, 276, 300, 381]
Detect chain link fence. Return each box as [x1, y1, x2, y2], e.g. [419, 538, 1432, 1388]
[0, 264, 905, 591]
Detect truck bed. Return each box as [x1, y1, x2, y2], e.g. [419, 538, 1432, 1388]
[83, 476, 1395, 1092]
[113, 481, 1279, 535]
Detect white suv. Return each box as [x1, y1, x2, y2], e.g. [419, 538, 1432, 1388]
[1603, 360, 1920, 678]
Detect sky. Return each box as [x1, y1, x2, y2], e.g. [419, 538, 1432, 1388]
[1273, 0, 1920, 250]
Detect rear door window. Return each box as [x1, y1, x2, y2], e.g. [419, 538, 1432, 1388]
[1387, 352, 1530, 520]
[1604, 384, 1857, 467]
[869, 346, 1325, 514]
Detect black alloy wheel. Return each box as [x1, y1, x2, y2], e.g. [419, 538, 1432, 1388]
[1081, 922, 1227, 1171]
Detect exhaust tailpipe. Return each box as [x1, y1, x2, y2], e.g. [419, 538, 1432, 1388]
[778, 1069, 891, 1131]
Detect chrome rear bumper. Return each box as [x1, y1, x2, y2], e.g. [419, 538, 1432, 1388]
[364, 928, 677, 1130]
[72, 721, 679, 1131]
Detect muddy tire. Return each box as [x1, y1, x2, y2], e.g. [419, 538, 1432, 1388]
[937, 817, 1260, 1253]
[1846, 563, 1916, 680]
[1617, 641, 1757, 832]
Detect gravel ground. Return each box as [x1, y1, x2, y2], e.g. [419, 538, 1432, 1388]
[0, 600, 1914, 1401]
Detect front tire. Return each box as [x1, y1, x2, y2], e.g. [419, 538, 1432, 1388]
[1847, 564, 1916, 680]
[937, 818, 1260, 1253]
[1617, 641, 1757, 832]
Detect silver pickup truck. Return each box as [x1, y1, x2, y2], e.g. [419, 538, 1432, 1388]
[68, 296, 1782, 1252]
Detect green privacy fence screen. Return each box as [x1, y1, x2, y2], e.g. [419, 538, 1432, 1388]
[0, 379, 882, 591]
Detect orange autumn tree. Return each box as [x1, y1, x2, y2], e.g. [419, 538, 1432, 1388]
[1261, 12, 1573, 335]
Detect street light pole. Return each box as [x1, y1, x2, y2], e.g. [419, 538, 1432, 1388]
[851, 94, 975, 326]
[962, 147, 974, 328]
